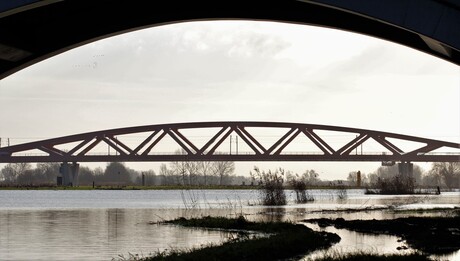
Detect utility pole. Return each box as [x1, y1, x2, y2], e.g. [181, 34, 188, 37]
[229, 135, 232, 155]
[229, 135, 239, 155]
[236, 136, 239, 155]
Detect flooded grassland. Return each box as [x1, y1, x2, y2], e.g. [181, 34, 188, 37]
[0, 189, 459, 260]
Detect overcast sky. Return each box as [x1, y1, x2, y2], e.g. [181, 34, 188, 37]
[0, 21, 459, 179]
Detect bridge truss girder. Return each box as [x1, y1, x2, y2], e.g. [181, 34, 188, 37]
[0, 122, 458, 163]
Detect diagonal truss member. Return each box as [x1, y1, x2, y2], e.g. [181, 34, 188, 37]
[0, 121, 458, 163]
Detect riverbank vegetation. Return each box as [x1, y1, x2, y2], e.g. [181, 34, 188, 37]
[0, 161, 245, 187]
[249, 167, 324, 205]
[250, 167, 287, 205]
[0, 184, 259, 190]
[305, 214, 460, 255]
[143, 216, 441, 261]
[309, 251, 432, 261]
[1, 161, 458, 194]
[288, 171, 315, 203]
[146, 216, 340, 261]
[363, 162, 460, 194]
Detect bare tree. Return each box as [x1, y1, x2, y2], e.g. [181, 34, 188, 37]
[304, 169, 320, 185]
[367, 164, 428, 194]
[198, 161, 213, 185]
[35, 163, 60, 183]
[78, 166, 96, 185]
[347, 171, 368, 187]
[212, 161, 235, 185]
[139, 169, 156, 186]
[430, 162, 460, 189]
[347, 171, 358, 185]
[0, 163, 32, 184]
[169, 149, 190, 185]
[185, 161, 200, 185]
[159, 163, 174, 185]
[104, 162, 133, 185]
[170, 160, 188, 185]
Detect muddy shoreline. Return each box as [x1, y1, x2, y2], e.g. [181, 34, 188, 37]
[304, 214, 460, 255]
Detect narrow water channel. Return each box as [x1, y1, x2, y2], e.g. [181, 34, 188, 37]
[301, 222, 460, 261]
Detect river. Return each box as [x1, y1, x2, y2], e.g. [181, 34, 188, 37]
[0, 189, 459, 260]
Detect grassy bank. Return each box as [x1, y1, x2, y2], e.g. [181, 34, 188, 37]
[305, 215, 460, 255]
[144, 216, 439, 261]
[145, 216, 340, 261]
[0, 184, 260, 190]
[0, 185, 94, 190]
[8, 184, 439, 191]
[0, 184, 377, 190]
[310, 252, 432, 261]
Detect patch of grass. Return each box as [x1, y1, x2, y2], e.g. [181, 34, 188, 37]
[310, 251, 432, 261]
[164, 215, 291, 233]
[305, 216, 460, 254]
[0, 185, 259, 190]
[392, 207, 460, 215]
[146, 216, 340, 261]
[0, 185, 94, 190]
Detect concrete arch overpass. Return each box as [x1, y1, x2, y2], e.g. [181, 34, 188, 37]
[0, 0, 460, 80]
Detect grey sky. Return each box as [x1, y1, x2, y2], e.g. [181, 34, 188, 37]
[0, 21, 458, 179]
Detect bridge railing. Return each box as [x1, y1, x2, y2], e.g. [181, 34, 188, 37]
[0, 122, 459, 163]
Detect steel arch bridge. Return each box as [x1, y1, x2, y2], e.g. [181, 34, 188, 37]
[0, 122, 458, 164]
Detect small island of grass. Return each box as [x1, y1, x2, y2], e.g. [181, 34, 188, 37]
[146, 216, 340, 261]
[305, 215, 460, 255]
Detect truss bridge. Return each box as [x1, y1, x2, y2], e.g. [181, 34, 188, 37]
[0, 122, 458, 163]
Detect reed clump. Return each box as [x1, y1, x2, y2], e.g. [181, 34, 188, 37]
[250, 167, 286, 206]
[309, 250, 432, 261]
[288, 174, 314, 203]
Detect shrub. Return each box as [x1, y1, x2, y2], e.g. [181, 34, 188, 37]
[288, 174, 314, 203]
[374, 176, 415, 194]
[250, 167, 286, 206]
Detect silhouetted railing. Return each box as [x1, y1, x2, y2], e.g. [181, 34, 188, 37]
[0, 122, 458, 163]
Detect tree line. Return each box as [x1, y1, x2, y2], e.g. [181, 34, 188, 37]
[250, 162, 460, 206]
[0, 161, 458, 189]
[0, 160, 243, 186]
[347, 162, 460, 190]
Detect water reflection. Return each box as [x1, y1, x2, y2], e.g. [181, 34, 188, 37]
[256, 207, 287, 222]
[0, 189, 458, 260]
[0, 208, 236, 261]
[302, 222, 460, 261]
[302, 223, 411, 260]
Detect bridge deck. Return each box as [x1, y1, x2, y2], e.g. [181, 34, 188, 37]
[0, 122, 458, 163]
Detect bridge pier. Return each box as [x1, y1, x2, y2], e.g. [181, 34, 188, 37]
[58, 162, 80, 187]
[398, 161, 414, 182]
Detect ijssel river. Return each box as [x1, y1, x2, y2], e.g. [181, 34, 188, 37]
[0, 189, 459, 260]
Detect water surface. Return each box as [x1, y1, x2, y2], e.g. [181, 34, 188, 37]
[0, 189, 458, 260]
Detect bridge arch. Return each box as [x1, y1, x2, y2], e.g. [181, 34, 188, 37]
[0, 122, 458, 163]
[0, 0, 459, 80]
